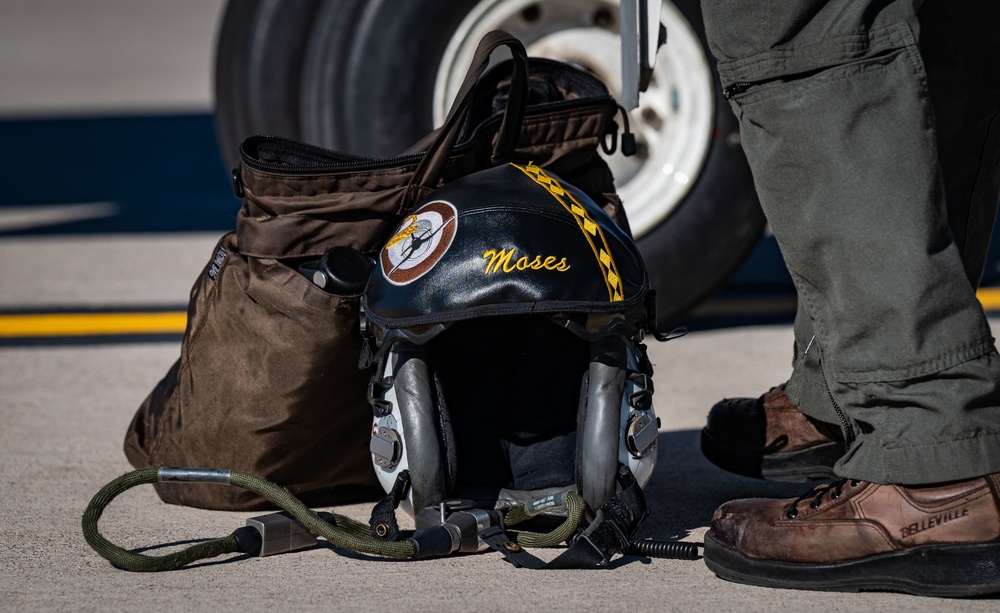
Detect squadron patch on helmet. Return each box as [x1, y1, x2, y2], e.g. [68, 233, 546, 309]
[380, 200, 457, 286]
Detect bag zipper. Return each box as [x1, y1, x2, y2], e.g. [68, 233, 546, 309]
[240, 135, 419, 174]
[238, 96, 618, 176]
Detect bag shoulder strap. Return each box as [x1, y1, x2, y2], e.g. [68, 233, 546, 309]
[406, 30, 528, 207]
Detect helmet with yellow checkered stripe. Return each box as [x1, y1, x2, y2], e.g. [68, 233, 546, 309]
[362, 163, 662, 527]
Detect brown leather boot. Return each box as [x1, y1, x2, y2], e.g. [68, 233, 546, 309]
[704, 474, 1000, 597]
[700, 383, 844, 482]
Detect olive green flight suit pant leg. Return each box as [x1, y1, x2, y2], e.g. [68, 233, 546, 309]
[700, 0, 1000, 483]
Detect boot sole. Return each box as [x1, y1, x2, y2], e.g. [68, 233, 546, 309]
[700, 427, 840, 483]
[704, 532, 1000, 597]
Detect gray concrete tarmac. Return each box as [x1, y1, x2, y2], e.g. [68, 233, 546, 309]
[2, 232, 997, 611]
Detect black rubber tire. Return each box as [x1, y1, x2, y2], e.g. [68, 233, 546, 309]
[213, 0, 323, 165]
[213, 0, 765, 325]
[299, 0, 487, 155]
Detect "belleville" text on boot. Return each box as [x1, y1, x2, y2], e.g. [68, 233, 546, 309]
[899, 506, 969, 538]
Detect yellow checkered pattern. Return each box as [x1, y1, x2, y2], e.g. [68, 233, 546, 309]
[512, 163, 624, 302]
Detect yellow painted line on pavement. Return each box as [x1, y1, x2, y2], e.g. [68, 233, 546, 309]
[0, 312, 186, 337]
[977, 287, 1000, 311]
[2, 288, 1000, 338]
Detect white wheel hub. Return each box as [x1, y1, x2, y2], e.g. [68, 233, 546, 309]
[434, 0, 715, 238]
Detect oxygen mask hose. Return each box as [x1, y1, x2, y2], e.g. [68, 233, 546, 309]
[504, 491, 700, 560]
[82, 467, 417, 572]
[83, 468, 701, 571]
[83, 468, 242, 572]
[503, 490, 586, 548]
[625, 538, 701, 560]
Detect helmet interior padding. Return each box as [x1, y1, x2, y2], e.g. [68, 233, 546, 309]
[428, 314, 589, 501]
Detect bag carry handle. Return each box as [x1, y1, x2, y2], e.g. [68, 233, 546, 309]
[406, 30, 529, 207]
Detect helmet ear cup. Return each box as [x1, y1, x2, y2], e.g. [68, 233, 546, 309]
[390, 345, 447, 513]
[579, 338, 628, 510]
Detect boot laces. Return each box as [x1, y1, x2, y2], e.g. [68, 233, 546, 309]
[784, 479, 861, 519]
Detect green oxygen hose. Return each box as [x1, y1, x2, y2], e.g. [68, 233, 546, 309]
[503, 490, 586, 548]
[82, 467, 416, 572]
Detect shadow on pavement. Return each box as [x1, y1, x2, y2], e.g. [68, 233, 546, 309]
[639, 430, 813, 542]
